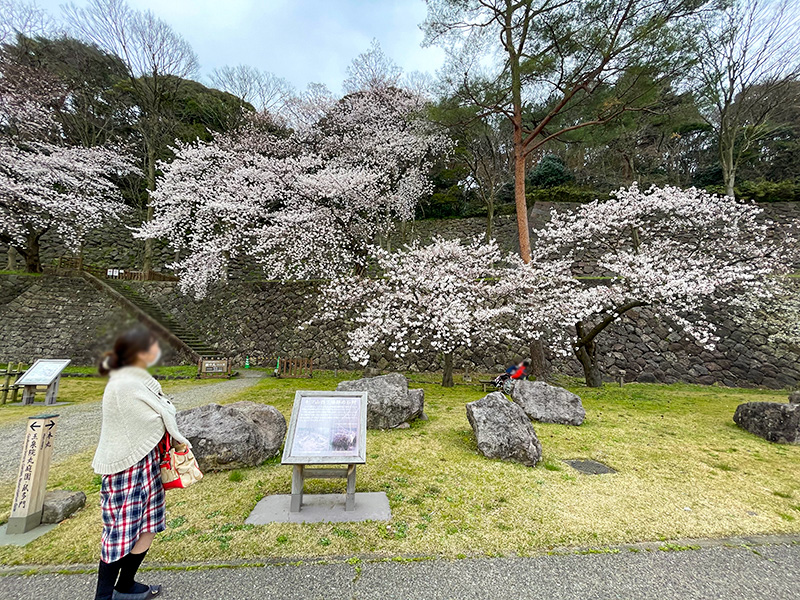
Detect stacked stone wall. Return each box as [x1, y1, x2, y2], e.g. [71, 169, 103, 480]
[4, 203, 797, 278]
[0, 275, 183, 366]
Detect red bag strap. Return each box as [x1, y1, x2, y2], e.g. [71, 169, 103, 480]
[158, 432, 172, 458]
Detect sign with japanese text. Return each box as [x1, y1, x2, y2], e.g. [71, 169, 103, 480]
[7, 414, 59, 534]
[282, 391, 367, 465]
[16, 359, 71, 387]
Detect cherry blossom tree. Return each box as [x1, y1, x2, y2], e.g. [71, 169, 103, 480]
[313, 236, 578, 387]
[0, 60, 135, 272]
[314, 237, 513, 387]
[320, 184, 793, 388]
[535, 183, 796, 387]
[140, 85, 450, 297]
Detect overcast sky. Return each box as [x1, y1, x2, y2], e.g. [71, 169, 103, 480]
[32, 0, 446, 94]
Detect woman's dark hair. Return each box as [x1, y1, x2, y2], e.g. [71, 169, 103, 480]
[523, 359, 532, 367]
[98, 326, 157, 376]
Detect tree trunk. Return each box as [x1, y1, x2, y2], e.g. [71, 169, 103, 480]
[575, 321, 602, 387]
[528, 339, 548, 381]
[142, 145, 157, 272]
[724, 167, 735, 199]
[441, 352, 454, 388]
[6, 247, 17, 271]
[505, 11, 531, 263]
[486, 200, 494, 242]
[512, 104, 531, 262]
[575, 342, 602, 388]
[505, 17, 540, 370]
[24, 232, 42, 273]
[720, 126, 736, 199]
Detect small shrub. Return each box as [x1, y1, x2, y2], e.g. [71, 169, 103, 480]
[711, 462, 736, 472]
[228, 470, 244, 482]
[526, 184, 605, 204]
[526, 155, 574, 188]
[167, 516, 187, 529]
[542, 459, 562, 472]
[333, 527, 356, 539]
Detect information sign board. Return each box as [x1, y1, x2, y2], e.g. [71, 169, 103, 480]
[282, 391, 367, 465]
[16, 359, 71, 387]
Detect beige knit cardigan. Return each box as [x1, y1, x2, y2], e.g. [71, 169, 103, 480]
[92, 365, 191, 475]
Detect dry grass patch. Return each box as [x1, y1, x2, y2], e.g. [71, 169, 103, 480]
[0, 373, 798, 565]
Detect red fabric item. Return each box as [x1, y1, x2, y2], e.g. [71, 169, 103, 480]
[510, 365, 527, 379]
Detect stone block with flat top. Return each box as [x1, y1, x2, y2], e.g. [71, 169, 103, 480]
[510, 380, 586, 426]
[733, 401, 800, 444]
[336, 373, 424, 429]
[41, 490, 86, 523]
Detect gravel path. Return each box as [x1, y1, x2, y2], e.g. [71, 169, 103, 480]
[1, 539, 799, 599]
[0, 372, 264, 483]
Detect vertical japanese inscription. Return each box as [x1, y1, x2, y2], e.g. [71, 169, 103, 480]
[7, 414, 58, 534]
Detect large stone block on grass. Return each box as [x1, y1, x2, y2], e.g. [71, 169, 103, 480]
[41, 490, 86, 523]
[510, 380, 586, 426]
[177, 403, 286, 471]
[337, 373, 424, 429]
[226, 401, 287, 458]
[466, 392, 542, 467]
[733, 402, 800, 444]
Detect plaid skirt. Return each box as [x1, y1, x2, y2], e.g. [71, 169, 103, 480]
[100, 446, 166, 563]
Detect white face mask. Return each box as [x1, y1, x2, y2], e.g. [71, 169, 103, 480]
[147, 347, 162, 368]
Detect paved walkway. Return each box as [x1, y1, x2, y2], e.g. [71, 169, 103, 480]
[0, 539, 798, 599]
[0, 371, 264, 483]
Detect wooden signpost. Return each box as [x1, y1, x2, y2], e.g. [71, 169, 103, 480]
[197, 357, 232, 379]
[282, 391, 368, 512]
[7, 414, 59, 534]
[15, 359, 71, 405]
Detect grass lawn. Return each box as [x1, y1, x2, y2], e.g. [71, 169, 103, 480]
[0, 372, 798, 566]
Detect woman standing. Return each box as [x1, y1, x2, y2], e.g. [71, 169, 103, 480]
[93, 327, 191, 600]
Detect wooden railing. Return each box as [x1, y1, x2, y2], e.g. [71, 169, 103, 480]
[273, 357, 313, 378]
[1, 362, 23, 404]
[58, 256, 178, 282]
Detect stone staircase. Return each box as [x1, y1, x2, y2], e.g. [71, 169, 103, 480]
[81, 273, 220, 360]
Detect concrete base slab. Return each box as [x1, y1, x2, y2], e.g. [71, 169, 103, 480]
[246, 492, 391, 525]
[0, 523, 57, 546]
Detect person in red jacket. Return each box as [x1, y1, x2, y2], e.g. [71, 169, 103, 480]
[493, 358, 531, 390]
[508, 359, 531, 380]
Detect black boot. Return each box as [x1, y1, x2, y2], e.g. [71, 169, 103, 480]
[95, 558, 123, 600]
[112, 550, 162, 600]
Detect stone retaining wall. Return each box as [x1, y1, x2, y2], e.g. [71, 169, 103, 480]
[1, 199, 798, 390]
[124, 279, 798, 389]
[5, 202, 798, 278]
[1, 274, 797, 389]
[0, 275, 184, 366]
